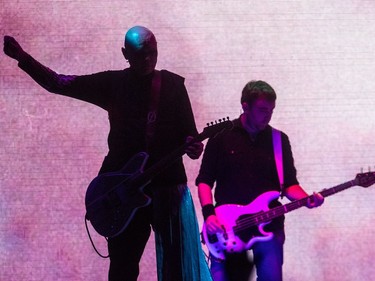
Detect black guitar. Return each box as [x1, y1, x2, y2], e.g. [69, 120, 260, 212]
[85, 119, 233, 238]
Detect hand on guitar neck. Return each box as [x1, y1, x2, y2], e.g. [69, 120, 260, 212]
[185, 136, 204, 160]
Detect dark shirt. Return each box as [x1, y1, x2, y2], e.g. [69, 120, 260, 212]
[18, 55, 198, 185]
[196, 118, 299, 229]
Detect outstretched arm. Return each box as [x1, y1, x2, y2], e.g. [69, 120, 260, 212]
[3, 35, 79, 95]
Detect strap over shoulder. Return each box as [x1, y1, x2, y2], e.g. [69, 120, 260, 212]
[272, 127, 284, 196]
[145, 70, 162, 150]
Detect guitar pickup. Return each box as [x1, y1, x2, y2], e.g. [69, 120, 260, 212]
[207, 233, 218, 244]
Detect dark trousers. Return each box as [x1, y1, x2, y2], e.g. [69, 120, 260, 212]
[210, 229, 285, 281]
[107, 185, 183, 281]
[107, 206, 152, 281]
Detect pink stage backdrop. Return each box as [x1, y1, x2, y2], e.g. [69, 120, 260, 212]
[1, 1, 375, 280]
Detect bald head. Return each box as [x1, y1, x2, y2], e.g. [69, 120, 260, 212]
[124, 26, 156, 51]
[122, 26, 158, 76]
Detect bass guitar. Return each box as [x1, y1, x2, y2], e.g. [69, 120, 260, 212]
[85, 118, 233, 238]
[202, 171, 375, 260]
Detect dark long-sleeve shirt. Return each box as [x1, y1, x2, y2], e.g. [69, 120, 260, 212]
[196, 118, 299, 229]
[18, 54, 198, 185]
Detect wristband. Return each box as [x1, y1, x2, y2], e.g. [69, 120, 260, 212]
[202, 204, 215, 221]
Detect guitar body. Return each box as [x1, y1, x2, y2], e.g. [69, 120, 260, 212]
[85, 152, 151, 238]
[84, 120, 234, 238]
[202, 191, 280, 260]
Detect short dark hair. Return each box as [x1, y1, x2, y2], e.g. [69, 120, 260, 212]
[241, 80, 277, 106]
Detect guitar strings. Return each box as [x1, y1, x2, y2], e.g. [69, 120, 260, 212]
[233, 197, 310, 232]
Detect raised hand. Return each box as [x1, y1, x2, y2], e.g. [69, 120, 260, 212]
[3, 35, 27, 61]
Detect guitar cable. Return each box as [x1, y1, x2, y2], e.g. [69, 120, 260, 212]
[85, 215, 109, 258]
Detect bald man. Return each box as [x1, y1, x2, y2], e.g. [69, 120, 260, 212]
[4, 27, 211, 281]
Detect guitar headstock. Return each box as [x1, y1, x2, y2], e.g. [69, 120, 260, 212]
[355, 171, 375, 188]
[197, 117, 234, 142]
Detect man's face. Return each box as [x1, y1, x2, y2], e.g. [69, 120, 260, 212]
[124, 39, 158, 76]
[243, 97, 275, 132]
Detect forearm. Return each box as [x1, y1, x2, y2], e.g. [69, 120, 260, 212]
[198, 182, 214, 207]
[284, 184, 309, 201]
[198, 182, 217, 221]
[285, 184, 325, 208]
[18, 52, 76, 94]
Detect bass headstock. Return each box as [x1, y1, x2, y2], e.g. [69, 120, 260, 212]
[355, 171, 375, 188]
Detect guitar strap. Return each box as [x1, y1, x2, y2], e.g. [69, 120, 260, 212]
[146, 70, 162, 150]
[272, 127, 285, 197]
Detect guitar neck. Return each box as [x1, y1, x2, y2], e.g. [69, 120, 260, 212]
[128, 119, 233, 188]
[260, 179, 357, 223]
[133, 141, 190, 186]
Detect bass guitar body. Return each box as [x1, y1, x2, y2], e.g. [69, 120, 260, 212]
[202, 191, 280, 260]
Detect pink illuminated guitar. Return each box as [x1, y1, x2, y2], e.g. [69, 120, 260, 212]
[202, 171, 375, 260]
